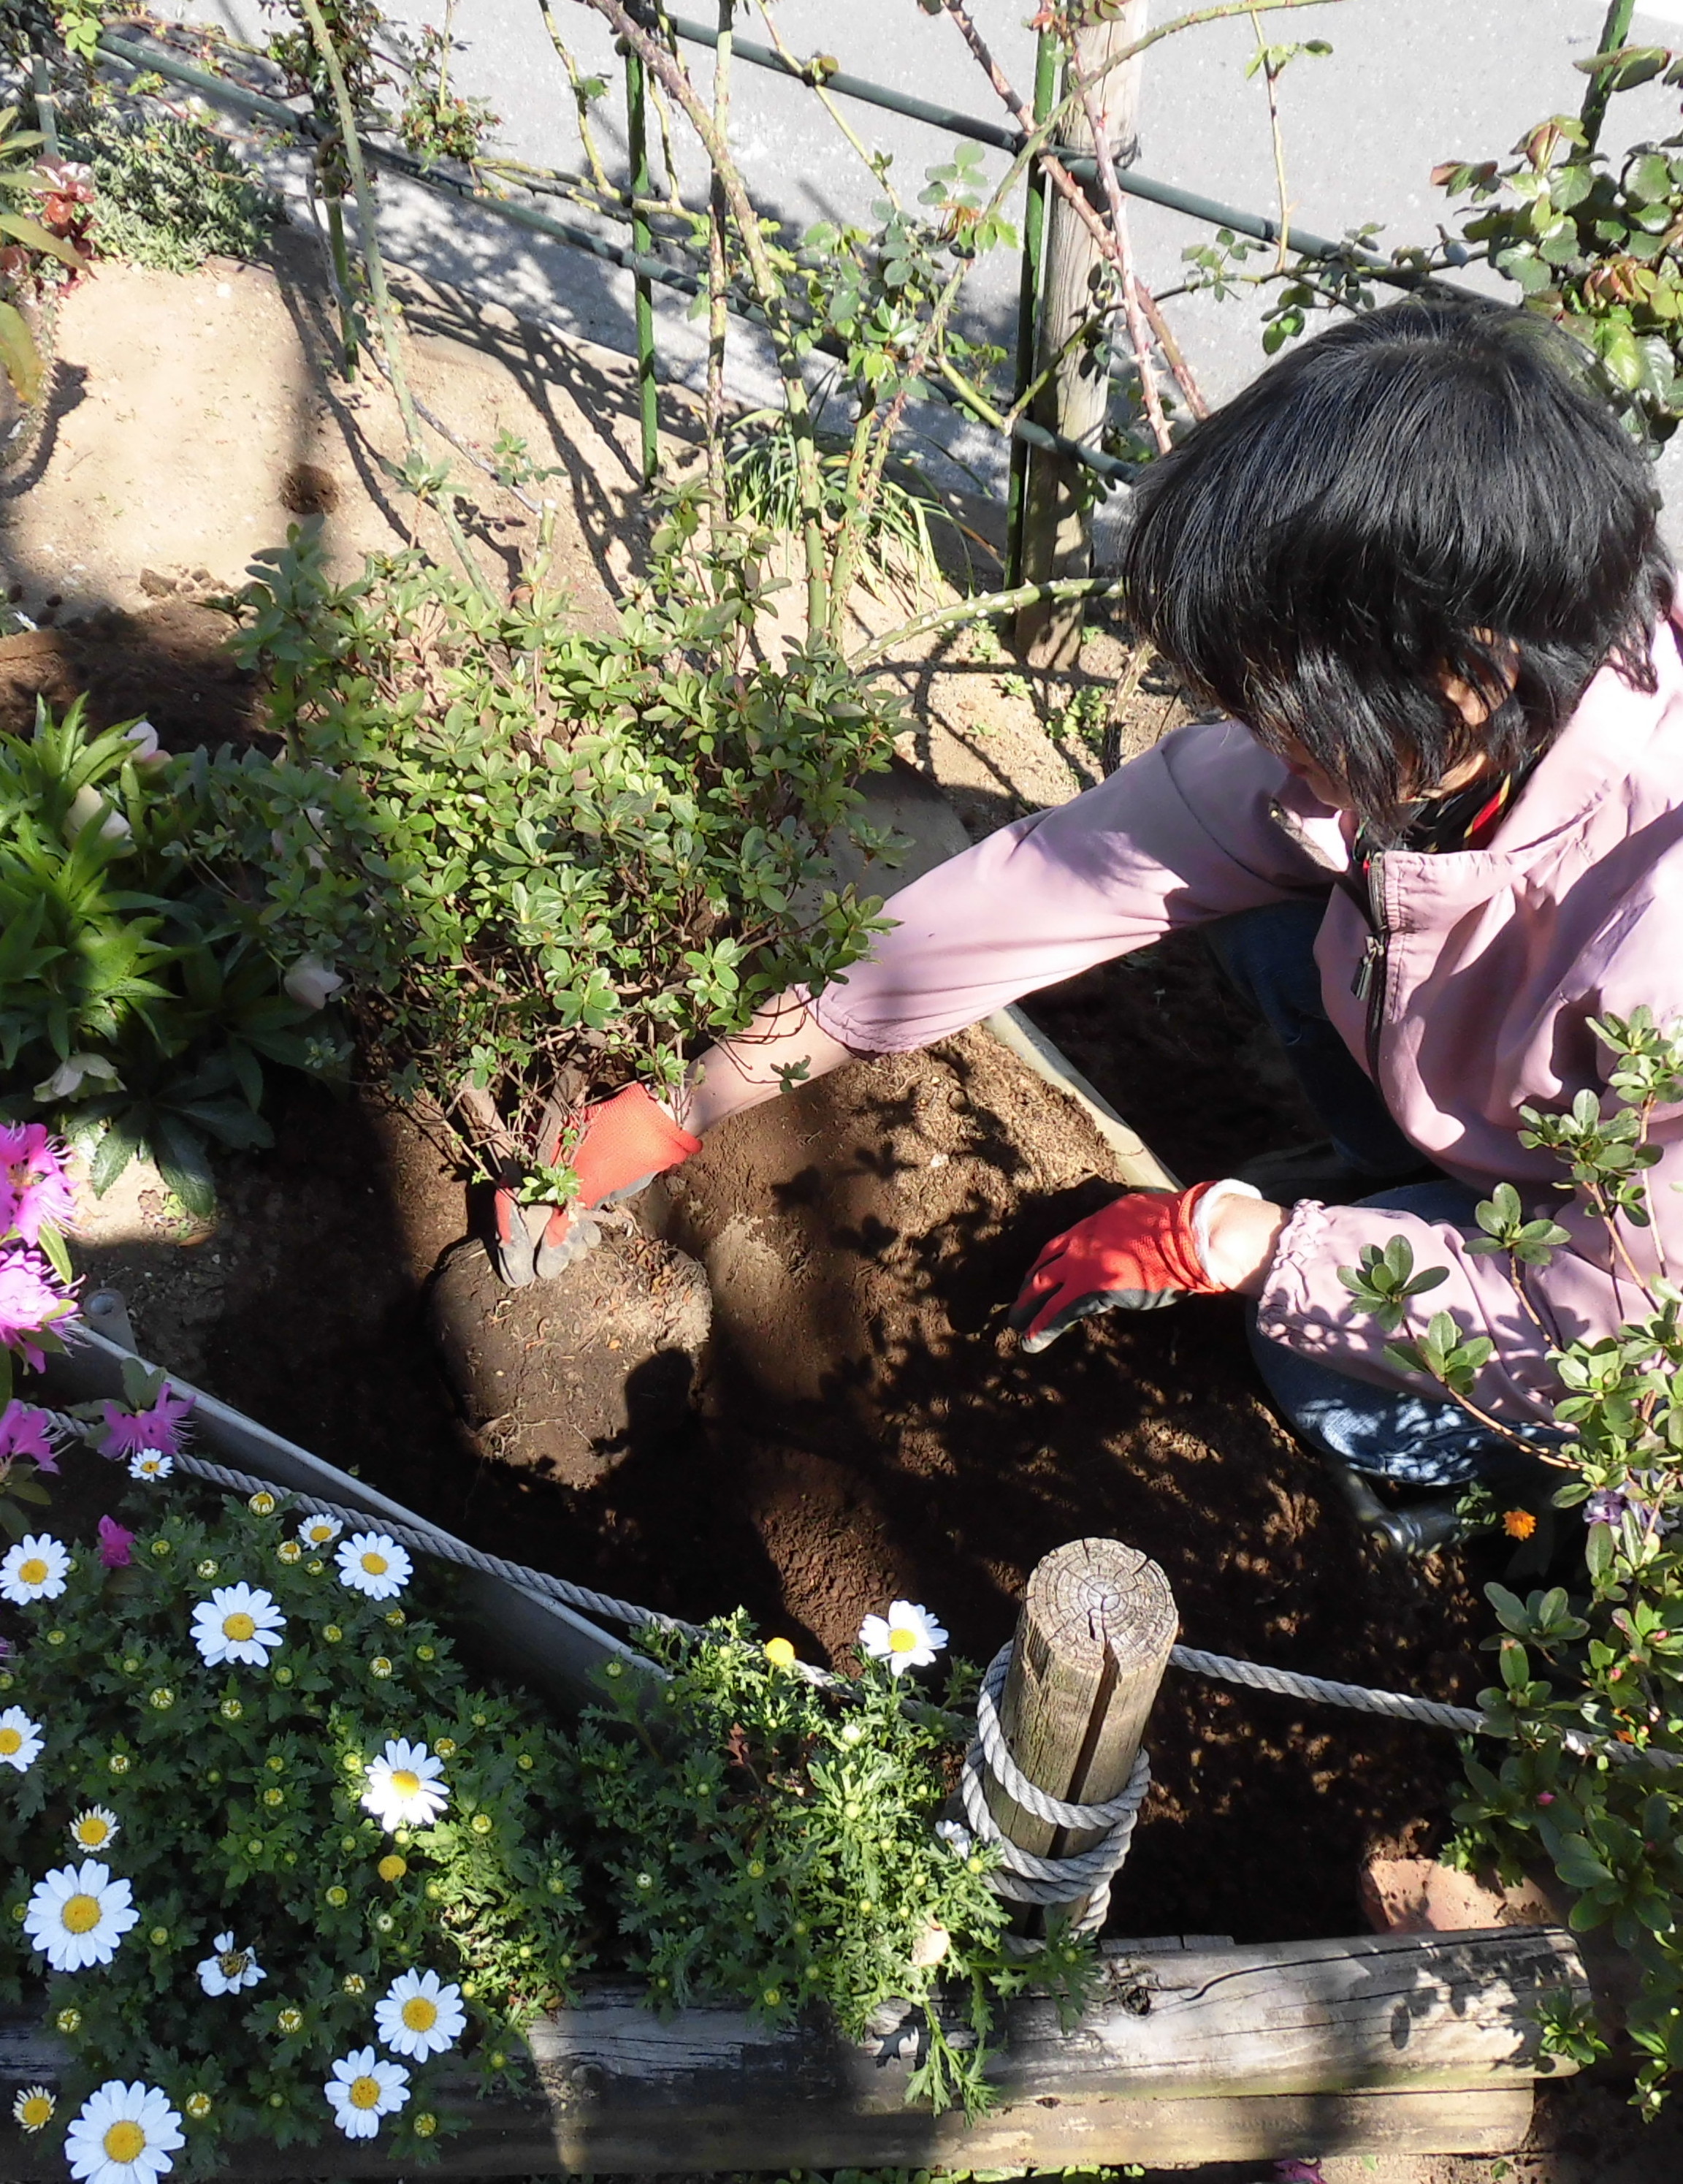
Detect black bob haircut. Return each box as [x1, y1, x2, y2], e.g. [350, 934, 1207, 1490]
[1120, 299, 1675, 837]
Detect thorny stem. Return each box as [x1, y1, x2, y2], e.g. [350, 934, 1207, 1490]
[297, 0, 499, 606]
[577, 0, 830, 634]
[538, 0, 612, 192]
[850, 575, 1123, 668]
[1139, 282, 1207, 416]
[942, 0, 1205, 422]
[1248, 11, 1294, 276]
[760, 1, 904, 210]
[1075, 61, 1170, 455]
[706, 0, 734, 534]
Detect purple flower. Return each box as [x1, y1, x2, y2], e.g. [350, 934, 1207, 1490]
[0, 1123, 75, 1247]
[0, 1247, 77, 1371]
[1584, 1488, 1630, 1526]
[0, 1400, 62, 1475]
[99, 1383, 194, 1459]
[96, 1516, 135, 1569]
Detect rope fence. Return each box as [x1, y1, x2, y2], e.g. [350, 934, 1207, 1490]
[135, 1443, 1530, 1748]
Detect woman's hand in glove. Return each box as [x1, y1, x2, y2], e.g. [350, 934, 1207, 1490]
[1007, 1180, 1283, 1352]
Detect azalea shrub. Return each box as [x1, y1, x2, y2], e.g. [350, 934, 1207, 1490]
[0, 699, 340, 1216]
[183, 520, 902, 1150]
[1340, 1008, 1683, 2112]
[0, 1123, 78, 1513]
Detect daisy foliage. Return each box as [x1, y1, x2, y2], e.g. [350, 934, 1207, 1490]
[0, 1484, 585, 2169]
[573, 1612, 1088, 2119]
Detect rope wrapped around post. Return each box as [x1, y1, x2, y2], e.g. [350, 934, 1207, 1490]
[959, 1640, 1150, 1944]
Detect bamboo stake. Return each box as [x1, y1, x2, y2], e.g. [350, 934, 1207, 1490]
[1015, 4, 1147, 670]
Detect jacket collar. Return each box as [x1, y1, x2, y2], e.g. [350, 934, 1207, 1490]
[1265, 617, 1683, 912]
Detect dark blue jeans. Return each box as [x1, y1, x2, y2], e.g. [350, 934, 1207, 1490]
[1207, 902, 1540, 1489]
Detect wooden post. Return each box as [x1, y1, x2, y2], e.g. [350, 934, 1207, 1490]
[1015, 4, 1147, 669]
[985, 1536, 1176, 1929]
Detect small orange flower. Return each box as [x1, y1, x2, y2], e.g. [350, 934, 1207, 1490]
[1503, 1509, 1538, 1540]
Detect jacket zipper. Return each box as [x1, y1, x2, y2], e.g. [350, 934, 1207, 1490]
[1349, 848, 1388, 1081]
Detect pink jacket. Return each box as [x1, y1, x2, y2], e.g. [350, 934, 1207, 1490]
[810, 620, 1683, 1426]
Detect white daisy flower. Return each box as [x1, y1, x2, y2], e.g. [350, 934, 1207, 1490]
[297, 1513, 343, 1549]
[12, 2085, 55, 2133]
[858, 1599, 949, 1677]
[0, 1703, 43, 1772]
[373, 1968, 467, 2060]
[0, 1532, 71, 1606]
[324, 2047, 410, 2139]
[127, 1450, 174, 1482]
[69, 1806, 122, 1853]
[190, 1583, 286, 1670]
[23, 1860, 139, 1973]
[335, 1532, 412, 1601]
[64, 2079, 183, 2184]
[196, 1929, 266, 1996]
[934, 1818, 973, 1854]
[359, 1738, 450, 1831]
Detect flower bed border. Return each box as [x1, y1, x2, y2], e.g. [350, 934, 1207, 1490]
[37, 1321, 641, 1711]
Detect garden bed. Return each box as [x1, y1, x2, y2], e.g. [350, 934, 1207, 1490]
[0, 230, 1626, 2174]
[69, 986, 1492, 1953]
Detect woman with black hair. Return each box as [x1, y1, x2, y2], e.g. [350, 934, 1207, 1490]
[497, 300, 1682, 1506]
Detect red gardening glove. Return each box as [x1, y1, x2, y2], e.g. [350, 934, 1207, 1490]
[1008, 1182, 1228, 1353]
[492, 1085, 701, 1287]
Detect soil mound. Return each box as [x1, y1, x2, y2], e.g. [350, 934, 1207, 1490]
[0, 606, 265, 750]
[427, 1223, 711, 1487]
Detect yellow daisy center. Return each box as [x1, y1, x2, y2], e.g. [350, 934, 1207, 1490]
[348, 2075, 383, 2111]
[308, 1523, 332, 1542]
[104, 2121, 147, 2162]
[0, 1727, 21, 1755]
[75, 1819, 110, 1846]
[219, 1950, 248, 1978]
[378, 1854, 406, 1881]
[18, 1558, 47, 1586]
[888, 1626, 919, 1653]
[19, 2094, 52, 2128]
[361, 1551, 389, 1575]
[222, 1611, 258, 1643]
[389, 1768, 421, 1797]
[61, 1893, 102, 1935]
[402, 1995, 439, 2032]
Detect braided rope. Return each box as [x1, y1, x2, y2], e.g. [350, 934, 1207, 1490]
[957, 1644, 1150, 1947]
[164, 1449, 709, 1639]
[119, 1437, 1674, 1770]
[1168, 1643, 1484, 1735]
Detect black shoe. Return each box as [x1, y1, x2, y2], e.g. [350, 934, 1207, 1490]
[1328, 1464, 1465, 1560]
[1235, 1137, 1440, 1206]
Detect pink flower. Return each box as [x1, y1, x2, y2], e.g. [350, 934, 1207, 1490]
[99, 1383, 194, 1459]
[0, 1401, 62, 1475]
[1537, 1791, 1556, 1806]
[0, 1124, 74, 1248]
[97, 1516, 135, 1569]
[0, 1247, 77, 1370]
